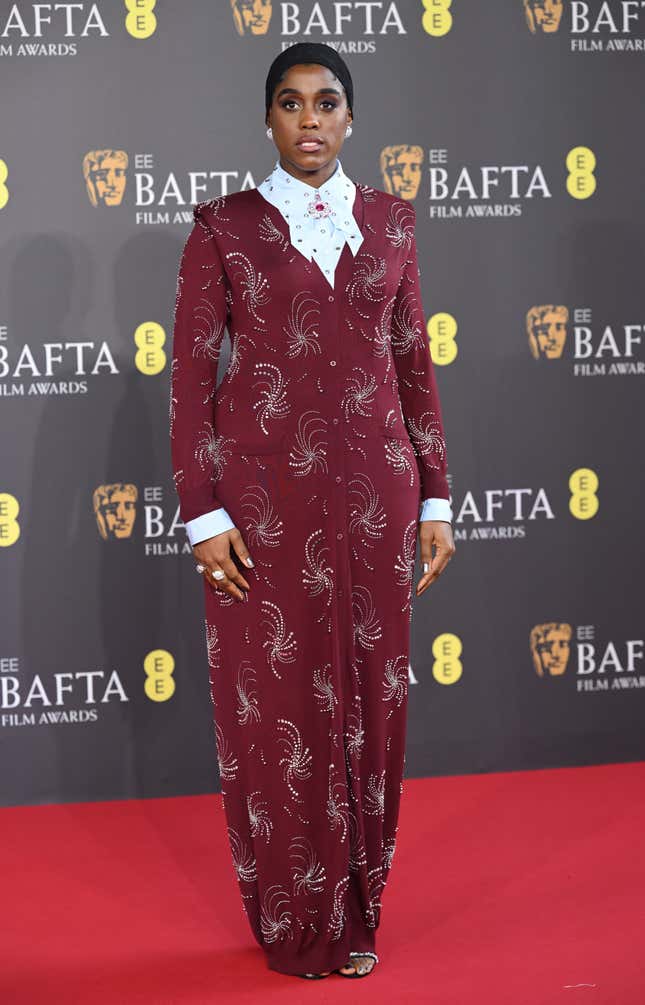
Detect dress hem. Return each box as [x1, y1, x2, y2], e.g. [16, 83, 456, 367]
[264, 926, 377, 976]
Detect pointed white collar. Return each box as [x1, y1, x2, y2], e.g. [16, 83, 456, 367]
[257, 157, 363, 261]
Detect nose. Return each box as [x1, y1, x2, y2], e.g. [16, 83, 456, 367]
[300, 106, 320, 130]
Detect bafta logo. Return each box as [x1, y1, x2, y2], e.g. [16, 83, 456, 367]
[93, 483, 138, 540]
[230, 0, 272, 35]
[523, 0, 563, 34]
[530, 623, 572, 677]
[526, 305, 569, 359]
[380, 145, 423, 201]
[83, 150, 128, 207]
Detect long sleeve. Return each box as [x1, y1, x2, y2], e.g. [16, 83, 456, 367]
[391, 202, 451, 518]
[169, 205, 236, 536]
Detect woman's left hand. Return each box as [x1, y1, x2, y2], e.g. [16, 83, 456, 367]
[416, 520, 456, 597]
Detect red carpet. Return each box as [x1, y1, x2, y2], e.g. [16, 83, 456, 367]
[2, 762, 643, 1004]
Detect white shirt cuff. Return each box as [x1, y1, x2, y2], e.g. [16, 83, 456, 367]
[419, 497, 452, 523]
[185, 507, 236, 545]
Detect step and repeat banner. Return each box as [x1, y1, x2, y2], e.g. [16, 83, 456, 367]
[1, 2, 644, 807]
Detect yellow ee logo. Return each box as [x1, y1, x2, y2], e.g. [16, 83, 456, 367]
[144, 649, 175, 701]
[432, 632, 462, 685]
[0, 160, 8, 210]
[566, 146, 596, 200]
[134, 322, 166, 375]
[569, 467, 599, 520]
[124, 0, 157, 39]
[0, 493, 20, 546]
[428, 312, 457, 365]
[421, 0, 453, 36]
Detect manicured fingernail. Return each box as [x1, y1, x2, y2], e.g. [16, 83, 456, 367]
[245, 557, 255, 567]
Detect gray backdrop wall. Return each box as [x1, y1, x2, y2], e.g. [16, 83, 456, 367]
[1, 1, 644, 807]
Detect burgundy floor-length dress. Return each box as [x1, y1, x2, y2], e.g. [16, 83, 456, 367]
[170, 181, 450, 975]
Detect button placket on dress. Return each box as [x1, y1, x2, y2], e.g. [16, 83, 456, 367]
[325, 237, 364, 819]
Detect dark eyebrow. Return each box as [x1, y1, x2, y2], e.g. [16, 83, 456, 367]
[275, 87, 342, 99]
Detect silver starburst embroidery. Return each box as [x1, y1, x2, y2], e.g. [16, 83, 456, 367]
[228, 827, 257, 884]
[391, 290, 425, 355]
[348, 474, 387, 541]
[225, 250, 271, 324]
[302, 529, 333, 614]
[260, 600, 298, 679]
[289, 836, 326, 895]
[364, 770, 386, 817]
[383, 655, 409, 718]
[383, 835, 397, 872]
[352, 585, 383, 652]
[197, 197, 239, 239]
[327, 876, 349, 941]
[356, 182, 378, 203]
[313, 663, 338, 714]
[192, 297, 226, 360]
[241, 485, 284, 548]
[345, 253, 387, 316]
[384, 437, 415, 484]
[247, 790, 273, 843]
[215, 723, 238, 781]
[395, 519, 417, 588]
[194, 422, 234, 478]
[225, 329, 255, 380]
[288, 409, 328, 477]
[364, 867, 384, 928]
[260, 885, 293, 943]
[283, 290, 321, 358]
[252, 361, 291, 435]
[205, 621, 219, 671]
[371, 295, 396, 360]
[277, 719, 313, 802]
[341, 367, 377, 420]
[258, 212, 290, 250]
[344, 694, 364, 761]
[385, 201, 415, 249]
[236, 659, 261, 725]
[407, 410, 447, 464]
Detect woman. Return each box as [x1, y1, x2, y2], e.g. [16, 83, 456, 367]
[170, 42, 455, 980]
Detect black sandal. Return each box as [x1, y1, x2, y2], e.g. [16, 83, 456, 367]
[336, 950, 379, 977]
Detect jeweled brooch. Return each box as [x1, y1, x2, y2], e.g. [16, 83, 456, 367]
[306, 196, 335, 219]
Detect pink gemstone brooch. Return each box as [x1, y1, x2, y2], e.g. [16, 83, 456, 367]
[306, 196, 335, 219]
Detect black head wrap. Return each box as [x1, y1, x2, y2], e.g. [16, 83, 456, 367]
[265, 42, 354, 122]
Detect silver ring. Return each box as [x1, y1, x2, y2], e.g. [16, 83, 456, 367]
[422, 562, 430, 573]
[212, 569, 226, 580]
[195, 563, 205, 574]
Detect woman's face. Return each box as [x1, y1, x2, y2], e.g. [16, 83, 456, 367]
[266, 63, 352, 179]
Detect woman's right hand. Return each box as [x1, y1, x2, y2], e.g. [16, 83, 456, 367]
[193, 527, 255, 602]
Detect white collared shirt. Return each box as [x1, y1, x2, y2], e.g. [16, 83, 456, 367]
[184, 159, 451, 545]
[257, 157, 363, 289]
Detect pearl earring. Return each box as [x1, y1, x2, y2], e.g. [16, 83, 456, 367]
[345, 125, 352, 137]
[266, 126, 273, 139]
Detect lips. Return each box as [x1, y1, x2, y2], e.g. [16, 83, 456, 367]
[296, 138, 323, 150]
